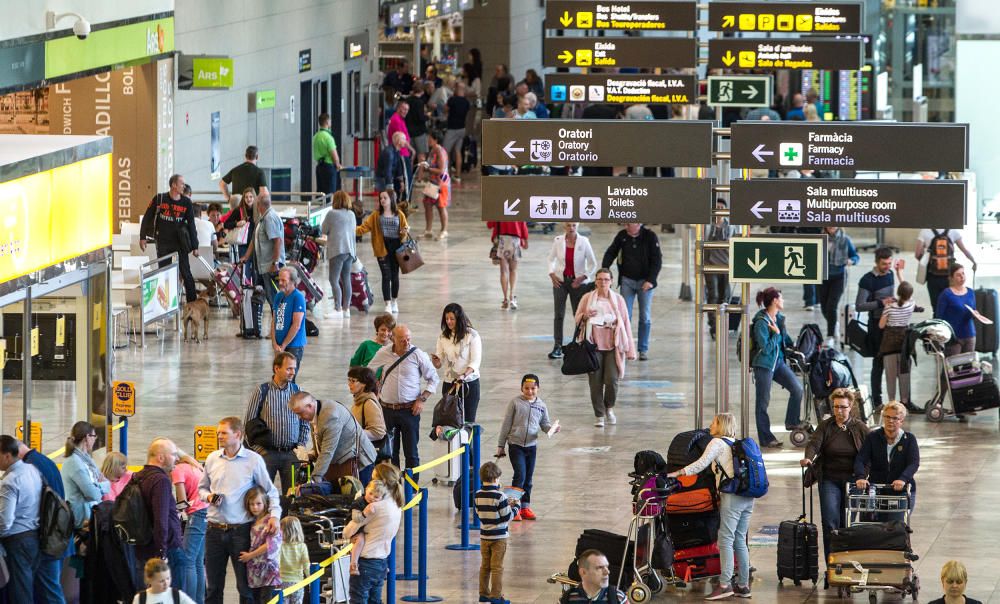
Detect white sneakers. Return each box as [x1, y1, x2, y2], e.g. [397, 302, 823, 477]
[390, 300, 399, 313]
[594, 416, 605, 428]
[606, 409, 617, 425]
[343, 310, 351, 319]
[385, 302, 393, 313]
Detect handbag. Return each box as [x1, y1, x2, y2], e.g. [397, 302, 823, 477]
[244, 384, 274, 449]
[802, 457, 820, 489]
[421, 182, 440, 199]
[361, 401, 393, 462]
[395, 238, 424, 274]
[431, 383, 465, 431]
[561, 322, 600, 376]
[489, 241, 500, 265]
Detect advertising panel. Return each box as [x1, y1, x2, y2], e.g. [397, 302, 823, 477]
[141, 263, 180, 325]
[45, 17, 175, 80]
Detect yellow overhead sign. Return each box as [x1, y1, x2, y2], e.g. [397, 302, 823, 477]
[0, 154, 112, 285]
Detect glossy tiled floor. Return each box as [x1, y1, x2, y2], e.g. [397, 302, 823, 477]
[13, 172, 1000, 603]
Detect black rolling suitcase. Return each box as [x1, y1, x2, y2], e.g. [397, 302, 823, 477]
[951, 374, 1000, 414]
[975, 287, 999, 357]
[667, 511, 720, 549]
[666, 429, 712, 472]
[777, 472, 819, 586]
[567, 529, 634, 591]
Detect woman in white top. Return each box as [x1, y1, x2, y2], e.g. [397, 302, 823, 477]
[547, 222, 598, 359]
[345, 463, 404, 604]
[431, 303, 483, 422]
[668, 413, 753, 599]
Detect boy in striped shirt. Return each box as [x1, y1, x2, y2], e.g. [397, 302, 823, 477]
[475, 461, 520, 604]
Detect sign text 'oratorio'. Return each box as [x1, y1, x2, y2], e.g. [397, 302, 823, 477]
[708, 1, 863, 33]
[707, 75, 771, 107]
[730, 179, 968, 229]
[708, 38, 863, 71]
[548, 73, 697, 105]
[482, 119, 714, 167]
[544, 37, 696, 69]
[730, 235, 827, 284]
[730, 122, 970, 172]
[547, 0, 697, 30]
[482, 177, 712, 224]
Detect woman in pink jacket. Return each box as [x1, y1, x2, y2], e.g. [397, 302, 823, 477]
[575, 268, 636, 428]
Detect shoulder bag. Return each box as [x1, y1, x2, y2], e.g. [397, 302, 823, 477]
[245, 384, 273, 449]
[561, 322, 600, 376]
[362, 401, 393, 462]
[421, 182, 440, 199]
[431, 383, 465, 431]
[378, 346, 418, 403]
[395, 237, 424, 274]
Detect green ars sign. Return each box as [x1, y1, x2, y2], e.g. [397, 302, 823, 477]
[729, 236, 826, 284]
[192, 57, 233, 89]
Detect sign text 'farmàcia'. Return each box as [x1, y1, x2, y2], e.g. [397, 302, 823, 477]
[546, 0, 697, 30]
[730, 122, 970, 172]
[547, 74, 697, 105]
[544, 37, 696, 69]
[708, 38, 863, 70]
[708, 1, 863, 34]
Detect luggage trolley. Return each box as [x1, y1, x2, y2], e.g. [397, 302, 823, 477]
[300, 511, 351, 604]
[829, 484, 919, 603]
[621, 480, 678, 603]
[920, 336, 1000, 423]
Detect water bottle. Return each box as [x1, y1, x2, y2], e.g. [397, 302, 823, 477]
[868, 484, 877, 511]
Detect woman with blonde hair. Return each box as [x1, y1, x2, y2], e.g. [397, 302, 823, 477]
[321, 190, 358, 318]
[100, 451, 133, 502]
[928, 560, 981, 604]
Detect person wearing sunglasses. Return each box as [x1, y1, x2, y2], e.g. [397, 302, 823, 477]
[801, 388, 871, 562]
[854, 401, 920, 521]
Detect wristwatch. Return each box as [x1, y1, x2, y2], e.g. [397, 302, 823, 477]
[418, 394, 428, 403]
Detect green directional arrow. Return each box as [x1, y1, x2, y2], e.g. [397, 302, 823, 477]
[730, 236, 826, 284]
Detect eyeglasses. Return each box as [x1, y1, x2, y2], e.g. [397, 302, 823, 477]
[347, 378, 360, 384]
[883, 415, 904, 422]
[832, 405, 852, 410]
[87, 433, 97, 438]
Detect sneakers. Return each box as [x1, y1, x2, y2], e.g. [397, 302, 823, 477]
[384, 302, 393, 313]
[763, 440, 783, 448]
[512, 511, 522, 521]
[510, 297, 518, 310]
[519, 507, 536, 520]
[639, 351, 648, 361]
[490, 598, 510, 604]
[594, 416, 605, 428]
[478, 596, 491, 602]
[605, 409, 617, 425]
[733, 584, 752, 598]
[548, 346, 563, 359]
[343, 310, 351, 319]
[438, 230, 449, 240]
[705, 583, 734, 600]
[390, 300, 399, 313]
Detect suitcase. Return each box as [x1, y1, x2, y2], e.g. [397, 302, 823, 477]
[665, 472, 717, 515]
[951, 374, 1000, 414]
[672, 543, 722, 582]
[240, 287, 262, 338]
[433, 427, 469, 485]
[846, 317, 875, 357]
[827, 549, 916, 589]
[667, 511, 720, 549]
[829, 520, 911, 554]
[667, 429, 712, 472]
[568, 529, 634, 591]
[289, 260, 324, 306]
[975, 287, 1000, 356]
[211, 263, 243, 318]
[777, 480, 818, 585]
[840, 303, 857, 349]
[350, 269, 374, 312]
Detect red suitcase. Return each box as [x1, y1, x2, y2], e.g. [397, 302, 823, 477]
[350, 269, 374, 312]
[672, 543, 721, 582]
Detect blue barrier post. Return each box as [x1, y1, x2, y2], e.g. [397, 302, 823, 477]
[309, 562, 320, 604]
[387, 538, 397, 603]
[401, 488, 442, 602]
[278, 590, 285, 603]
[120, 416, 128, 456]
[445, 446, 478, 551]
[397, 471, 418, 580]
[470, 425, 481, 531]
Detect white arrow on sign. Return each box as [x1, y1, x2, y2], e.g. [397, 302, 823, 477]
[743, 85, 758, 100]
[747, 248, 767, 273]
[504, 198, 521, 216]
[502, 140, 524, 159]
[750, 200, 772, 220]
[751, 144, 774, 163]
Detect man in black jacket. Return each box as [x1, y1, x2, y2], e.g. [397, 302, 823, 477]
[140, 174, 199, 303]
[601, 223, 662, 360]
[133, 438, 190, 594]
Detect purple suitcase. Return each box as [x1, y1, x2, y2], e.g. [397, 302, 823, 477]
[947, 352, 984, 388]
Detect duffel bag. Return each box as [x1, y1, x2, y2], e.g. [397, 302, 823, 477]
[829, 520, 911, 553]
[666, 472, 717, 515]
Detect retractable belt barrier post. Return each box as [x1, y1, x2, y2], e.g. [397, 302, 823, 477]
[119, 416, 128, 456]
[387, 538, 397, 603]
[397, 470, 419, 580]
[445, 444, 478, 551]
[308, 562, 320, 604]
[469, 424, 481, 531]
[400, 487, 442, 602]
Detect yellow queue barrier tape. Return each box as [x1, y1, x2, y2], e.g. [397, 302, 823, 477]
[401, 490, 423, 512]
[410, 446, 465, 475]
[46, 421, 127, 460]
[111, 421, 126, 431]
[266, 542, 354, 604]
[404, 473, 420, 490]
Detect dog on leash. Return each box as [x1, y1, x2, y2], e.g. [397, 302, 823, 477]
[182, 290, 211, 343]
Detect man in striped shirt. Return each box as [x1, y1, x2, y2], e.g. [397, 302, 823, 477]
[475, 461, 519, 604]
[559, 550, 627, 604]
[243, 351, 310, 492]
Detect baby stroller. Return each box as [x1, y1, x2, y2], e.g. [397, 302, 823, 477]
[917, 320, 1000, 422]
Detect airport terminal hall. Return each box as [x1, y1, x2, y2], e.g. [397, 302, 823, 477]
[2, 1, 1000, 603]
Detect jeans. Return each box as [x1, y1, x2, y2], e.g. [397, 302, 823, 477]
[206, 523, 253, 604]
[620, 277, 653, 352]
[753, 361, 803, 444]
[33, 556, 64, 604]
[377, 237, 402, 302]
[329, 253, 354, 310]
[158, 242, 198, 303]
[553, 277, 593, 346]
[588, 350, 619, 416]
[316, 162, 336, 196]
[718, 493, 753, 587]
[252, 586, 274, 604]
[349, 557, 387, 604]
[818, 272, 846, 337]
[382, 405, 421, 471]
[883, 353, 911, 403]
[446, 378, 481, 423]
[4, 530, 40, 601]
[507, 443, 537, 505]
[286, 346, 305, 382]
[479, 538, 507, 598]
[866, 322, 885, 406]
[184, 509, 208, 604]
[926, 274, 949, 314]
[803, 284, 817, 307]
[262, 449, 301, 495]
[818, 479, 848, 561]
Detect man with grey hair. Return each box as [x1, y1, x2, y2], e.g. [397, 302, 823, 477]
[288, 391, 377, 485]
[240, 192, 285, 310]
[272, 266, 307, 371]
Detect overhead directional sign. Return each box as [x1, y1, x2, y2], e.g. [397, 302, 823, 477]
[548, 73, 697, 105]
[730, 236, 827, 284]
[708, 75, 772, 107]
[547, 0, 697, 30]
[544, 37, 697, 69]
[482, 177, 712, 223]
[730, 179, 968, 229]
[482, 119, 714, 167]
[708, 1, 864, 33]
[730, 122, 970, 172]
[708, 38, 863, 71]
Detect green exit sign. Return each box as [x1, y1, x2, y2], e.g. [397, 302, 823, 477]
[729, 235, 827, 284]
[256, 89, 276, 110]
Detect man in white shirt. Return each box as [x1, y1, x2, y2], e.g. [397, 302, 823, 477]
[0, 434, 43, 601]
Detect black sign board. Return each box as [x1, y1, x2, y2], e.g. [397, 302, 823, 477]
[708, 1, 863, 34]
[730, 122, 970, 172]
[389, 3, 407, 27]
[298, 49, 311, 73]
[708, 38, 863, 71]
[730, 179, 968, 229]
[406, 1, 421, 24]
[546, 0, 697, 31]
[482, 177, 712, 224]
[547, 74, 697, 105]
[344, 32, 369, 60]
[544, 37, 696, 69]
[482, 119, 714, 167]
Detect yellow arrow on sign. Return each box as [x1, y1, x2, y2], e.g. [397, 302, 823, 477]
[560, 11, 573, 27]
[558, 50, 574, 64]
[722, 51, 736, 66]
[722, 15, 735, 28]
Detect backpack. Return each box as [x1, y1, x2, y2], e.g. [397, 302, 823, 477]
[717, 437, 769, 498]
[39, 484, 74, 558]
[112, 477, 152, 545]
[928, 229, 954, 276]
[809, 348, 855, 399]
[795, 323, 824, 365]
[139, 588, 180, 604]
